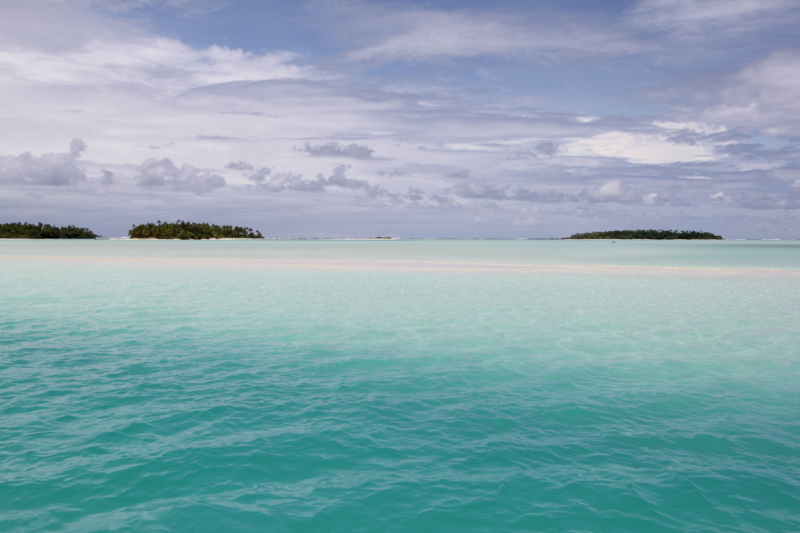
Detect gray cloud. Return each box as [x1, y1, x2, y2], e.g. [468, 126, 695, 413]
[406, 186, 425, 202]
[300, 142, 375, 159]
[100, 169, 115, 185]
[247, 167, 272, 183]
[666, 129, 703, 146]
[135, 158, 226, 194]
[508, 141, 561, 160]
[535, 141, 560, 157]
[0, 138, 87, 186]
[323, 164, 370, 189]
[226, 160, 254, 171]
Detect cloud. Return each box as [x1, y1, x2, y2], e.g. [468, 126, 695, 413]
[135, 158, 226, 194]
[406, 186, 425, 202]
[251, 165, 387, 197]
[322, 164, 370, 189]
[342, 7, 642, 62]
[534, 141, 560, 157]
[100, 169, 115, 185]
[454, 183, 579, 204]
[453, 180, 508, 200]
[579, 180, 641, 203]
[630, 0, 797, 37]
[3, 1, 800, 238]
[696, 51, 800, 136]
[250, 172, 319, 192]
[448, 169, 470, 179]
[329, 0, 800, 69]
[737, 191, 800, 210]
[709, 191, 732, 203]
[300, 142, 375, 159]
[94, 0, 229, 15]
[225, 160, 254, 171]
[0, 138, 87, 186]
[247, 167, 272, 183]
[567, 129, 717, 164]
[642, 190, 673, 205]
[513, 188, 578, 203]
[0, 35, 308, 97]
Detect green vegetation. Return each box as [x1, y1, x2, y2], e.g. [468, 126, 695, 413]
[568, 229, 723, 240]
[129, 220, 263, 239]
[0, 222, 97, 239]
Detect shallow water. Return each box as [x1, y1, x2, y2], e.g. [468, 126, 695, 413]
[1, 240, 799, 532]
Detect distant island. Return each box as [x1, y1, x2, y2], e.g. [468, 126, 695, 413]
[567, 230, 723, 240]
[129, 220, 263, 239]
[0, 222, 97, 239]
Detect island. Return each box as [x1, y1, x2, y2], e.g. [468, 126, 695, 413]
[567, 230, 723, 240]
[129, 220, 264, 239]
[0, 222, 97, 239]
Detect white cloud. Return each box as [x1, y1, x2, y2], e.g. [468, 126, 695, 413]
[709, 191, 732, 203]
[580, 180, 641, 203]
[642, 191, 673, 205]
[0, 37, 308, 97]
[0, 138, 87, 186]
[566, 131, 716, 164]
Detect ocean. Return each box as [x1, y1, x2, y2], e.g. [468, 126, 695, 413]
[1, 239, 799, 532]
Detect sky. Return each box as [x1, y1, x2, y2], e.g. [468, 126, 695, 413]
[1, 0, 799, 238]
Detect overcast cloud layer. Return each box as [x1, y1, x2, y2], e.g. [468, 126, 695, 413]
[1, 0, 799, 238]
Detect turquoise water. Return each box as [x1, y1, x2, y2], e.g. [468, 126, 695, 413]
[1, 240, 799, 532]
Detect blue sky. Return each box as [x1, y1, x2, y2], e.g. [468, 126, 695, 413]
[1, 0, 799, 237]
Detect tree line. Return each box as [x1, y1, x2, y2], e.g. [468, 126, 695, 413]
[128, 220, 263, 239]
[0, 222, 97, 239]
[567, 230, 722, 240]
